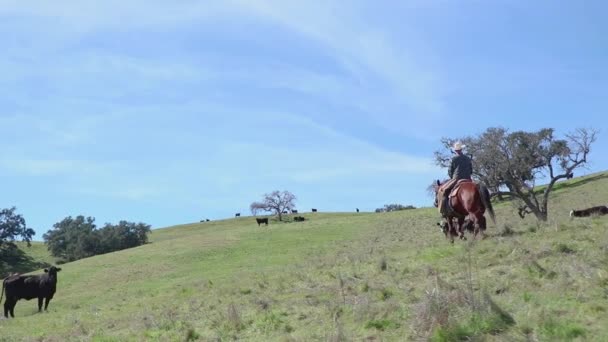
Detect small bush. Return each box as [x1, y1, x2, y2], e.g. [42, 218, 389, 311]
[541, 318, 586, 339]
[254, 311, 285, 333]
[526, 260, 556, 279]
[364, 319, 399, 331]
[555, 243, 575, 254]
[379, 288, 393, 301]
[226, 303, 244, 332]
[185, 328, 200, 341]
[431, 313, 512, 341]
[499, 224, 514, 236]
[379, 257, 387, 271]
[431, 324, 473, 342]
[520, 325, 534, 336]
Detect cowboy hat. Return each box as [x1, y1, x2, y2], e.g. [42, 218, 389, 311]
[452, 141, 466, 151]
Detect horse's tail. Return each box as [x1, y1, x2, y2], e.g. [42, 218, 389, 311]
[479, 184, 496, 225]
[1, 277, 5, 304]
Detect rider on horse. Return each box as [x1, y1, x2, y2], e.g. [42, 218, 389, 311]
[438, 141, 473, 216]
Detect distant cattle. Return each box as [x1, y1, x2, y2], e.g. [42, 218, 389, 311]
[206, 219, 210, 222]
[294, 216, 306, 222]
[311, 208, 317, 213]
[2, 266, 62, 318]
[291, 209, 298, 214]
[282, 210, 288, 214]
[235, 213, 241, 217]
[356, 208, 359, 213]
[570, 205, 608, 218]
[566, 172, 574, 180]
[256, 218, 269, 226]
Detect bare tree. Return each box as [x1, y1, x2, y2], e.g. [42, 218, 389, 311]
[250, 190, 297, 221]
[434, 127, 598, 221]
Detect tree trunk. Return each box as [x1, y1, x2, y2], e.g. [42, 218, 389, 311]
[532, 210, 548, 222]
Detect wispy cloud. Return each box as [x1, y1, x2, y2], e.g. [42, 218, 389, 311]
[73, 185, 167, 201]
[2, 1, 445, 134]
[229, 0, 445, 115]
[0, 156, 123, 177]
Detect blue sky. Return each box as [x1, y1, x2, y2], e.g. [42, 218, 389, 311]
[1, 1, 607, 239]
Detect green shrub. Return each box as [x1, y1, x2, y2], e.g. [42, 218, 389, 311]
[555, 243, 575, 254]
[364, 319, 399, 331]
[541, 317, 586, 339]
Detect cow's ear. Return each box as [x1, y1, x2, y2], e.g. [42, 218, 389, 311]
[57, 268, 62, 272]
[44, 268, 49, 273]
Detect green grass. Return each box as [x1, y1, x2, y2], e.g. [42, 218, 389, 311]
[0, 241, 56, 276]
[1, 172, 607, 341]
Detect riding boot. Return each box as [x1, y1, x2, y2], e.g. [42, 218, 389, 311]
[441, 195, 449, 215]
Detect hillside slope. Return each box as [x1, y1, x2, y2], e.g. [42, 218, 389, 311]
[0, 172, 607, 341]
[0, 242, 55, 276]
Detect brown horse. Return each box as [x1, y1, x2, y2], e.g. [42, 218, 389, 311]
[434, 180, 496, 243]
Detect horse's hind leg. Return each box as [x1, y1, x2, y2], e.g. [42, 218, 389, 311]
[472, 214, 486, 239]
[457, 217, 467, 240]
[448, 219, 457, 244]
[444, 218, 453, 243]
[478, 215, 487, 239]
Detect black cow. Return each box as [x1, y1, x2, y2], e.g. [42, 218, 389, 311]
[206, 219, 210, 222]
[294, 216, 306, 222]
[311, 208, 317, 213]
[2, 266, 62, 318]
[256, 217, 269, 226]
[570, 205, 608, 217]
[356, 208, 359, 213]
[291, 209, 298, 214]
[566, 172, 574, 180]
[235, 213, 241, 217]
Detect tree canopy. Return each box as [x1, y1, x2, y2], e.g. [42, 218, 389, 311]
[250, 190, 296, 221]
[375, 204, 416, 213]
[43, 216, 151, 263]
[0, 207, 35, 250]
[434, 127, 597, 221]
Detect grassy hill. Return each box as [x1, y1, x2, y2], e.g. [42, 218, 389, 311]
[0, 241, 55, 277]
[1, 172, 607, 341]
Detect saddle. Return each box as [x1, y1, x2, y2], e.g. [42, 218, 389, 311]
[449, 179, 473, 199]
[438, 179, 474, 217]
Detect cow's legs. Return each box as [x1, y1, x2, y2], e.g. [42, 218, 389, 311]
[5, 298, 16, 318]
[38, 296, 44, 312]
[44, 297, 52, 311]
